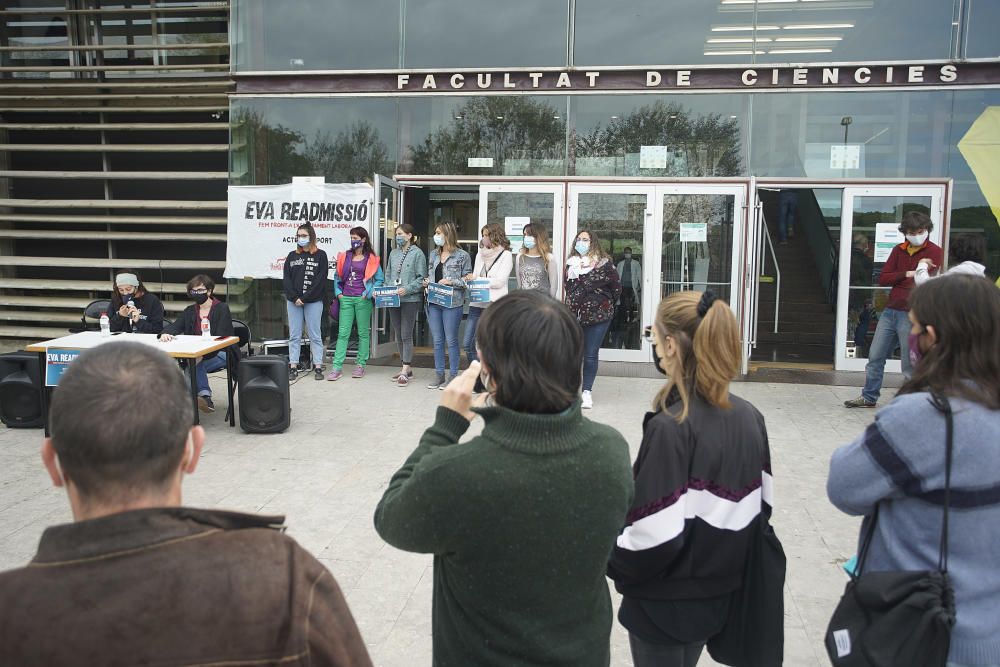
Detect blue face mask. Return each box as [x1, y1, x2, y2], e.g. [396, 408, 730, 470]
[575, 241, 591, 255]
[396, 236, 406, 248]
[296, 237, 310, 247]
[434, 234, 445, 247]
[523, 236, 536, 249]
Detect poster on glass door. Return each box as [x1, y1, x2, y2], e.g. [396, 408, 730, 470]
[874, 223, 905, 263]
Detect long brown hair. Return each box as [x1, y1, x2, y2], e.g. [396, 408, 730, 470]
[568, 228, 611, 263]
[435, 221, 459, 252]
[481, 222, 511, 251]
[652, 291, 741, 422]
[520, 223, 552, 262]
[899, 274, 1000, 409]
[294, 224, 317, 254]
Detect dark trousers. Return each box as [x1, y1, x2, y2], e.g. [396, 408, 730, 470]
[628, 633, 705, 667]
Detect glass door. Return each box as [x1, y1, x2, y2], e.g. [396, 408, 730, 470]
[371, 174, 405, 360]
[477, 183, 565, 295]
[835, 185, 946, 372]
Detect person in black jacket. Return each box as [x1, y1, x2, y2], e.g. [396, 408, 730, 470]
[282, 224, 329, 381]
[159, 275, 234, 413]
[109, 272, 164, 334]
[607, 290, 773, 667]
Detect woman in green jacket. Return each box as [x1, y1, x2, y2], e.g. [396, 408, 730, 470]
[386, 223, 427, 387]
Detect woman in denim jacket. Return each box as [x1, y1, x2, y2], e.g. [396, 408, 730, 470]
[424, 221, 472, 389]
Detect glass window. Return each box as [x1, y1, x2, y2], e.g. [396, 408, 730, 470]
[750, 0, 956, 64]
[569, 95, 748, 177]
[966, 0, 1000, 58]
[230, 98, 398, 185]
[574, 0, 741, 66]
[399, 96, 568, 176]
[403, 0, 567, 68]
[749, 91, 952, 179]
[232, 0, 400, 71]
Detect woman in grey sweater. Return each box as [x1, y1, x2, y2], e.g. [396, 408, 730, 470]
[828, 274, 1000, 667]
[386, 223, 427, 387]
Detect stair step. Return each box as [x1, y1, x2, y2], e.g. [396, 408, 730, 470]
[758, 301, 833, 314]
[757, 332, 833, 345]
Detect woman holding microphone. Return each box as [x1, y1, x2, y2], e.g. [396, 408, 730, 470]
[463, 222, 513, 363]
[108, 272, 164, 334]
[386, 223, 427, 387]
[282, 224, 329, 381]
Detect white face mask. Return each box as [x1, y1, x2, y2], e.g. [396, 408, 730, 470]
[905, 232, 929, 247]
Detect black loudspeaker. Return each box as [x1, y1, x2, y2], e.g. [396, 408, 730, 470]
[237, 355, 291, 433]
[0, 352, 44, 428]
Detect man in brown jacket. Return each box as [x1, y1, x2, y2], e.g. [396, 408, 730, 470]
[0, 342, 372, 667]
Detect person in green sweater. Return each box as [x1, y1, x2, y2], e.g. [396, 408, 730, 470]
[374, 290, 634, 667]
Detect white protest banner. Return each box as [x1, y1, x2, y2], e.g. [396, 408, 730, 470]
[226, 182, 372, 279]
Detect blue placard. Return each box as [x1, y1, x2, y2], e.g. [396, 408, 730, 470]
[45, 348, 82, 387]
[469, 278, 491, 304]
[373, 286, 401, 308]
[427, 283, 462, 308]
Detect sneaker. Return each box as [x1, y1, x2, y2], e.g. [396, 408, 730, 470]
[351, 365, 366, 379]
[314, 367, 324, 381]
[439, 375, 456, 391]
[390, 370, 414, 381]
[427, 374, 446, 389]
[397, 374, 410, 387]
[581, 390, 593, 409]
[844, 396, 876, 409]
[326, 369, 343, 381]
[288, 366, 298, 381]
[197, 395, 215, 413]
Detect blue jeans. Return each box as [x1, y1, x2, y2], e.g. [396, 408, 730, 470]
[196, 350, 227, 397]
[778, 191, 797, 242]
[862, 307, 912, 403]
[287, 300, 324, 368]
[581, 319, 612, 392]
[427, 303, 462, 377]
[464, 305, 485, 361]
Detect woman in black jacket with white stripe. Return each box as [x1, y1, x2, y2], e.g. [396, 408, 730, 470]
[607, 291, 773, 667]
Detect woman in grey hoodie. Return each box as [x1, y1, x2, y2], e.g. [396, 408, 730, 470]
[828, 274, 1000, 667]
[386, 223, 427, 387]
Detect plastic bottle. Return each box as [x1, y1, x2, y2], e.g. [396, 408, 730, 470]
[201, 316, 211, 339]
[99, 312, 110, 337]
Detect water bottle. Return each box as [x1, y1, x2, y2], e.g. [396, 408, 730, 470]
[201, 316, 211, 339]
[99, 312, 110, 337]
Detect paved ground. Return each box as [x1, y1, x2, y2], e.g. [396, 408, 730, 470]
[0, 369, 887, 666]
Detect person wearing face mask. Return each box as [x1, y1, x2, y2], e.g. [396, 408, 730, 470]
[282, 224, 329, 381]
[386, 224, 427, 387]
[608, 291, 777, 667]
[463, 223, 513, 364]
[829, 275, 1000, 667]
[108, 272, 164, 334]
[374, 290, 633, 667]
[515, 223, 559, 297]
[564, 229, 622, 409]
[613, 247, 642, 349]
[423, 221, 472, 390]
[329, 226, 384, 381]
[845, 212, 943, 408]
[159, 275, 234, 413]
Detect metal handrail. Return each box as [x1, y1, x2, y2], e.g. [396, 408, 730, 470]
[760, 217, 781, 334]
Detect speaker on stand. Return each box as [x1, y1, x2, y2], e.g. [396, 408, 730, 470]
[0, 352, 44, 428]
[237, 355, 291, 433]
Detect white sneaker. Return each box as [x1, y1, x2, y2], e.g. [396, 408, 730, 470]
[581, 390, 593, 409]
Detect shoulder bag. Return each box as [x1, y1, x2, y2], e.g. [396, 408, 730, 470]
[823, 393, 956, 667]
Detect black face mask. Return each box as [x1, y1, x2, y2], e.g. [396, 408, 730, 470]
[190, 291, 209, 305]
[651, 341, 667, 376]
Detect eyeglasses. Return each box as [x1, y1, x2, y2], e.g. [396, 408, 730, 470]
[296, 236, 310, 240]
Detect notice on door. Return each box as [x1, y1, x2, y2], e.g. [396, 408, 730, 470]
[679, 222, 708, 243]
[505, 216, 530, 253]
[639, 145, 668, 170]
[874, 223, 904, 262]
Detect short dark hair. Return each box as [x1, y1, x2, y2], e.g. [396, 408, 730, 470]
[948, 234, 985, 265]
[49, 342, 194, 502]
[350, 226, 375, 255]
[186, 274, 215, 293]
[624, 247, 633, 253]
[899, 210, 934, 234]
[476, 291, 582, 413]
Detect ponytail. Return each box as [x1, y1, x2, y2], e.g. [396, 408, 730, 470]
[652, 291, 741, 422]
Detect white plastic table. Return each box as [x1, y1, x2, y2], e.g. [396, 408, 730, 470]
[26, 332, 239, 429]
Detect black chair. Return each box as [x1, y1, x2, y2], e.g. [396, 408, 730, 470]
[231, 319, 253, 357]
[69, 299, 111, 334]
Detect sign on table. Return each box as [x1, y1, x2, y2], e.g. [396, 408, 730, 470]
[45, 348, 81, 387]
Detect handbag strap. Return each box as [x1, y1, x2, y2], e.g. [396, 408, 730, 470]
[855, 392, 954, 577]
